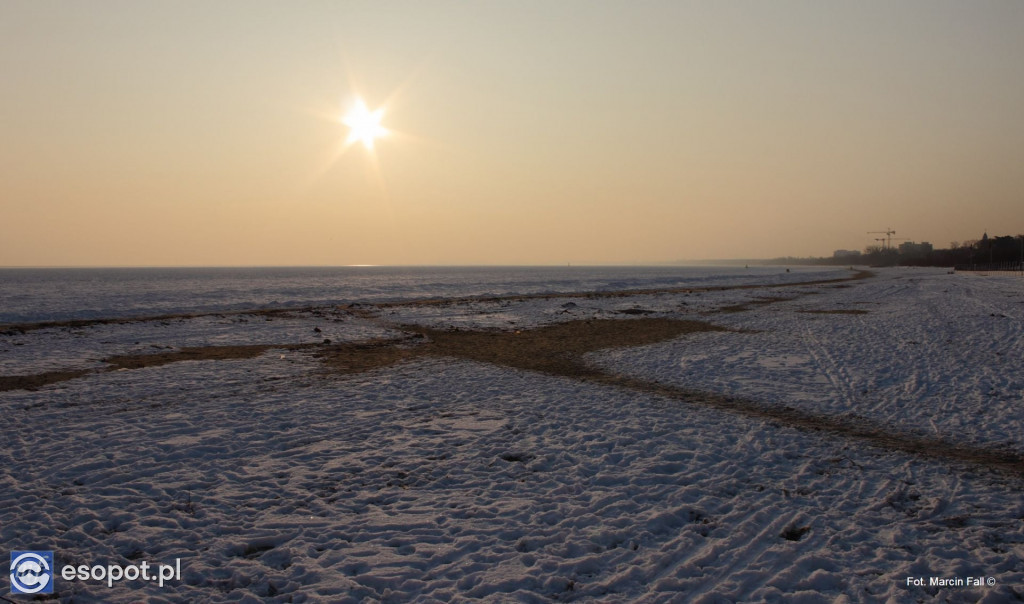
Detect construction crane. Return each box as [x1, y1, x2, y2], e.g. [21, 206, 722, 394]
[868, 228, 897, 250]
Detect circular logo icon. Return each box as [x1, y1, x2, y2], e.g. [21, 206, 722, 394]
[10, 552, 52, 594]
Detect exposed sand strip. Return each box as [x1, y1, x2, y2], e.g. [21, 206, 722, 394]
[597, 375, 1024, 479]
[0, 307, 305, 336]
[0, 368, 93, 392]
[797, 309, 871, 315]
[9, 307, 1020, 478]
[104, 344, 295, 370]
[400, 319, 1024, 479]
[22, 270, 1018, 474]
[1, 343, 317, 392]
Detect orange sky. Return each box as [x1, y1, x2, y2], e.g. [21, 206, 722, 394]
[2, 1, 1023, 266]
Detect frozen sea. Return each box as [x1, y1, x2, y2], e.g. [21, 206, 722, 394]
[2, 265, 1022, 602]
[0, 265, 842, 324]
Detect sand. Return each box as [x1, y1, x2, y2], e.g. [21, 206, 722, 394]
[3, 267, 1022, 602]
[7, 286, 1022, 478]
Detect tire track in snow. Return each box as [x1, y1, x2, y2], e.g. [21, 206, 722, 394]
[798, 320, 861, 416]
[677, 508, 808, 601]
[10, 270, 1024, 478]
[594, 373, 1024, 480]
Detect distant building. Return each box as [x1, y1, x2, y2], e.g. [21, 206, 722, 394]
[833, 249, 862, 259]
[898, 241, 933, 257]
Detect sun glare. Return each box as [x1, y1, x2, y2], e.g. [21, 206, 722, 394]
[342, 99, 388, 150]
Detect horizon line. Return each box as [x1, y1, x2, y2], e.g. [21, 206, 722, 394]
[0, 260, 787, 270]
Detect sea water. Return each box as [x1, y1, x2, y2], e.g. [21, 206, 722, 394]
[0, 265, 840, 324]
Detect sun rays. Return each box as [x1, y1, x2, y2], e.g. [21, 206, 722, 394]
[297, 56, 442, 231]
[342, 97, 388, 150]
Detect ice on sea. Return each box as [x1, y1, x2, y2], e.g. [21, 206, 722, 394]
[2, 267, 1022, 602]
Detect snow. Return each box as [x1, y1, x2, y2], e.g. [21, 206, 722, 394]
[592, 267, 1024, 453]
[0, 265, 850, 324]
[2, 267, 1022, 602]
[0, 309, 399, 375]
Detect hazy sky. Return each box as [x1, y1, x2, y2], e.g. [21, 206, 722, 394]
[3, 1, 1023, 266]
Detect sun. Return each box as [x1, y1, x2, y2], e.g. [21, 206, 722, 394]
[342, 98, 388, 150]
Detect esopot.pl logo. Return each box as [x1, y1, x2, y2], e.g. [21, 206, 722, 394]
[10, 551, 54, 595]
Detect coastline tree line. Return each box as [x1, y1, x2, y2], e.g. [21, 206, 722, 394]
[772, 233, 1024, 270]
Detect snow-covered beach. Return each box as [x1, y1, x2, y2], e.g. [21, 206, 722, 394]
[2, 267, 1022, 602]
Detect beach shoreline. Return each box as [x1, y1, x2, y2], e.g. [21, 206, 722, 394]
[2, 267, 1022, 601]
